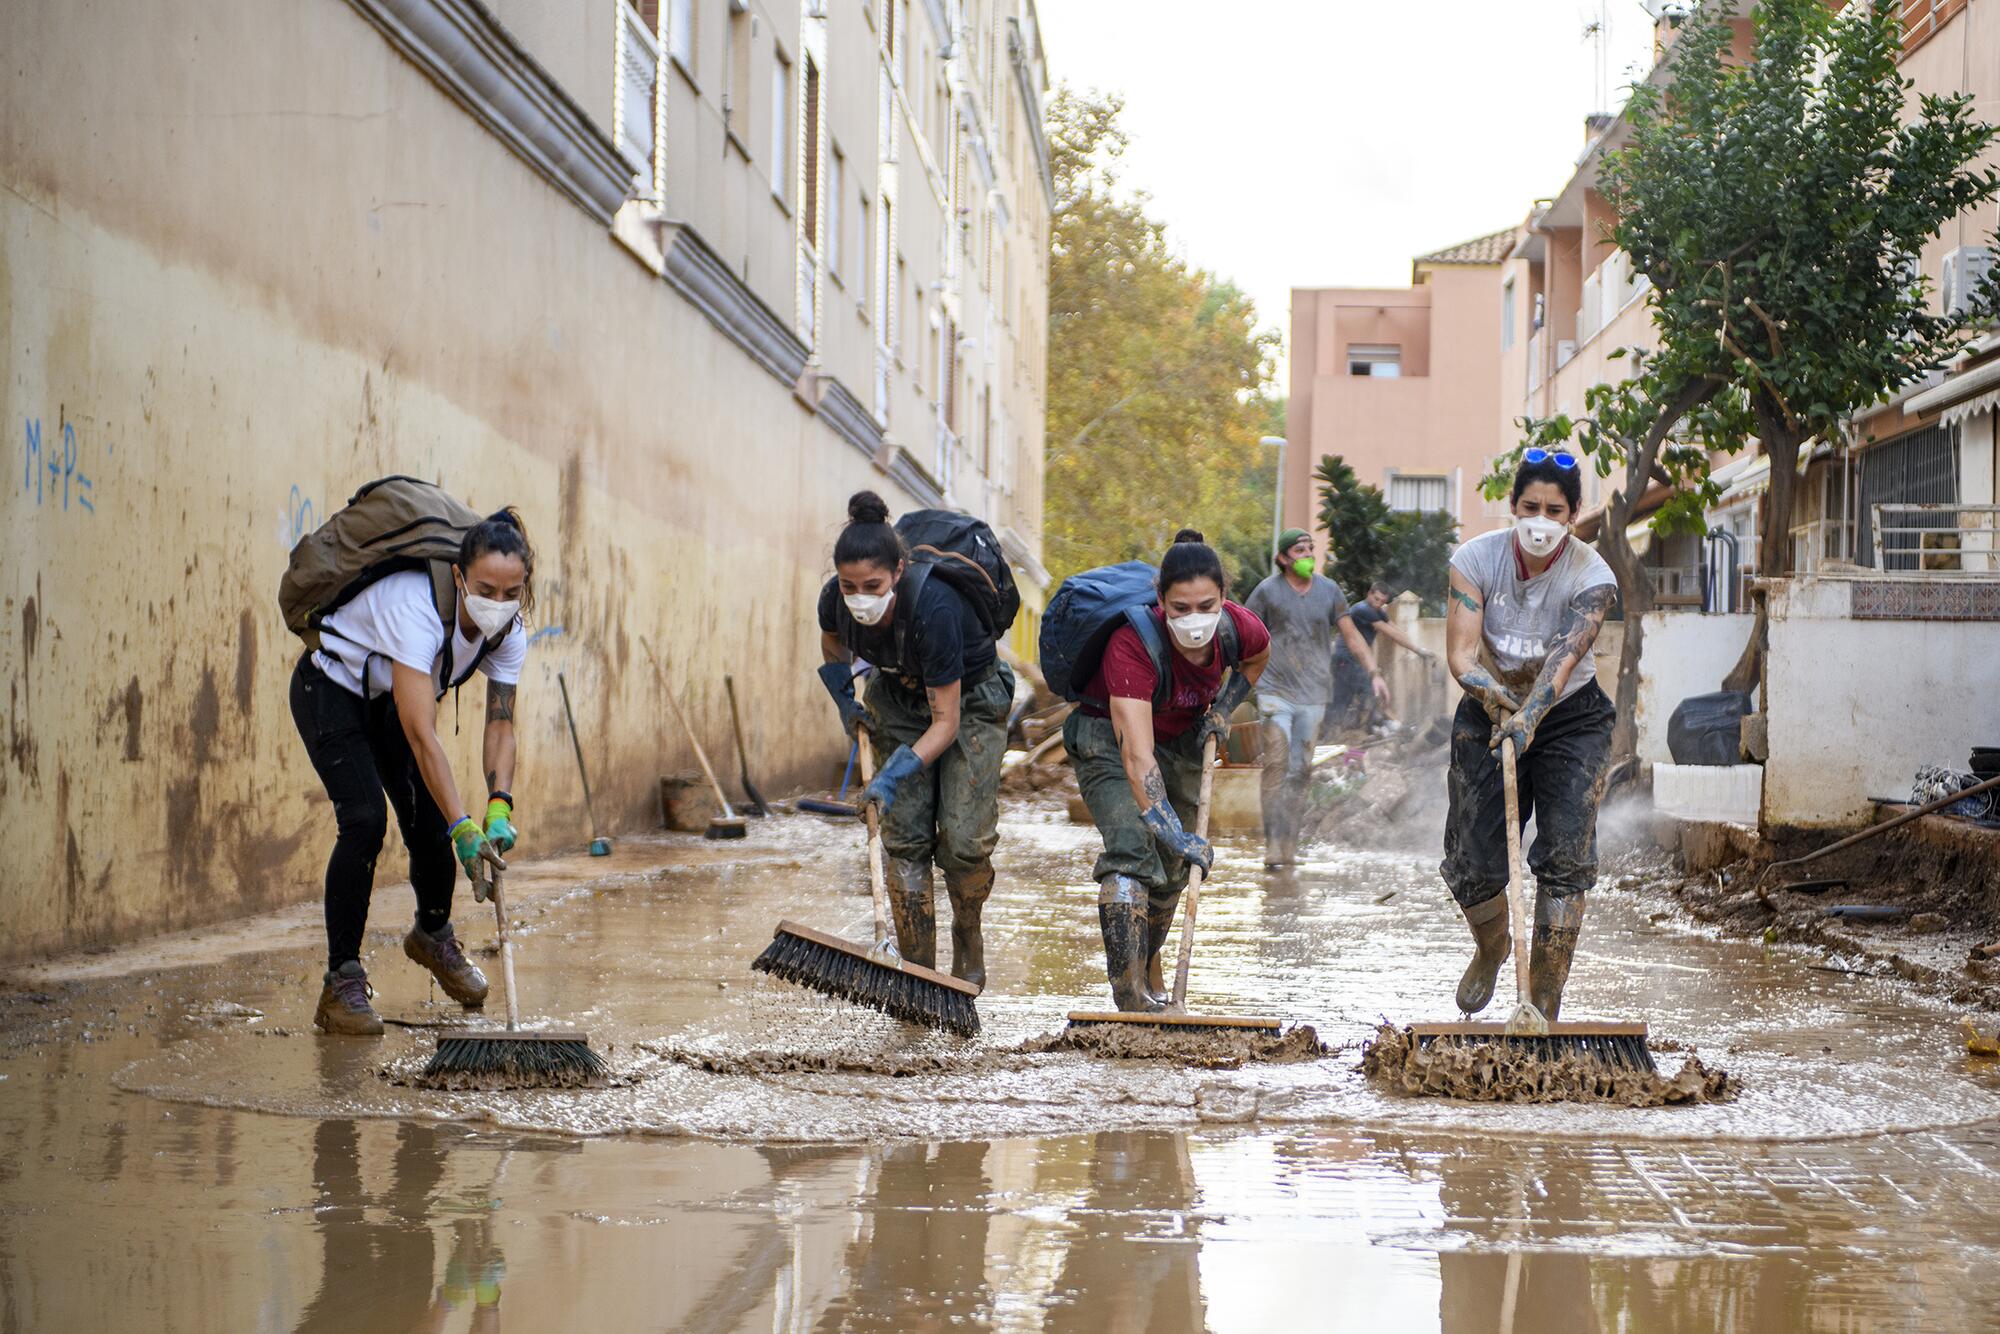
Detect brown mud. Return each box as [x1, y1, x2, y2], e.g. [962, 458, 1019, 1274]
[1030, 1020, 1330, 1068]
[1361, 1023, 1737, 1106]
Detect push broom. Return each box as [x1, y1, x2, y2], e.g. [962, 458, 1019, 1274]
[422, 863, 605, 1084]
[751, 725, 981, 1036]
[1067, 734, 1282, 1036]
[641, 639, 747, 839]
[1407, 736, 1654, 1071]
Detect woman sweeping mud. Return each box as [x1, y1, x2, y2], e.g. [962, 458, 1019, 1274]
[1064, 531, 1270, 1012]
[1443, 452, 1617, 1021]
[290, 509, 534, 1035]
[816, 491, 1014, 988]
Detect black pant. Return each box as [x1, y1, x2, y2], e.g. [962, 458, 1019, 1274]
[290, 654, 457, 968]
[1440, 679, 1615, 911]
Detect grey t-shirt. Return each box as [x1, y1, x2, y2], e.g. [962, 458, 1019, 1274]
[1245, 571, 1350, 706]
[1450, 528, 1616, 702]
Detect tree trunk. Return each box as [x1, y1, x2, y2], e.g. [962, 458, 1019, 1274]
[1598, 467, 1655, 768]
[1721, 405, 1807, 696]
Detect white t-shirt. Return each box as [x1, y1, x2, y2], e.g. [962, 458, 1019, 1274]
[1450, 528, 1616, 703]
[312, 569, 526, 698]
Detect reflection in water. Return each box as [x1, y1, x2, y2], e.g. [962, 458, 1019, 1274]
[1045, 1133, 1204, 1333]
[1436, 1155, 1598, 1334]
[814, 1141, 996, 1332]
[293, 1121, 506, 1334]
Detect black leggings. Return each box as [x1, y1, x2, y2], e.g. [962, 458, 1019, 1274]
[289, 655, 457, 969]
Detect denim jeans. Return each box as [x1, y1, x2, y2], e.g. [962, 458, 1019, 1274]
[1257, 695, 1325, 838]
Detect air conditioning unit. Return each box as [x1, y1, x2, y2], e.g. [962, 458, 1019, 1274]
[1942, 245, 1996, 322]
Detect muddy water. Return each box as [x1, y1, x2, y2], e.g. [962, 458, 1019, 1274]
[3, 801, 2000, 1329]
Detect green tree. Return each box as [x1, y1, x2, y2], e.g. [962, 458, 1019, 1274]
[1601, 0, 2000, 690]
[1043, 88, 1280, 593]
[1316, 454, 1460, 612]
[1314, 455, 1391, 595]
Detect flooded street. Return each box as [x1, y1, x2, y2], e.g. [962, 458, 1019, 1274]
[5, 799, 2000, 1331]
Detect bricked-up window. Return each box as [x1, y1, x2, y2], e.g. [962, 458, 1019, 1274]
[1900, 0, 1968, 56]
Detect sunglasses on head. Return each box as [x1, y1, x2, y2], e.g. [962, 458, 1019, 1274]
[1523, 448, 1579, 470]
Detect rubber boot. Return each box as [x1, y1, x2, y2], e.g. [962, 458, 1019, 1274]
[884, 855, 937, 969]
[1529, 890, 1586, 1021]
[1097, 875, 1161, 1012]
[943, 863, 994, 990]
[1143, 888, 1181, 1007]
[1454, 893, 1513, 1016]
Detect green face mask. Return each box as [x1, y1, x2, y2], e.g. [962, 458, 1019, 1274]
[1290, 557, 1315, 578]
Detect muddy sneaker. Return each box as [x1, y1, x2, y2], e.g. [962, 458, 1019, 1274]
[404, 923, 489, 1007]
[314, 962, 385, 1036]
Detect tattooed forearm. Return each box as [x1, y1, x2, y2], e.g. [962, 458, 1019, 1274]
[486, 681, 516, 724]
[1458, 666, 1522, 720]
[1141, 766, 1170, 808]
[1451, 587, 1482, 613]
[1518, 585, 1616, 725]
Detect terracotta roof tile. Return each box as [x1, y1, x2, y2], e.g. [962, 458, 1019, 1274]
[1414, 227, 1515, 267]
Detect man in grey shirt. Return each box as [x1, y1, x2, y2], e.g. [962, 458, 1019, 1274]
[1245, 528, 1390, 867]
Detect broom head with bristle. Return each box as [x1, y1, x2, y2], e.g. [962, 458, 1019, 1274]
[1065, 1009, 1281, 1035]
[752, 920, 980, 1036]
[1408, 1020, 1656, 1072]
[705, 816, 749, 840]
[422, 1029, 606, 1084]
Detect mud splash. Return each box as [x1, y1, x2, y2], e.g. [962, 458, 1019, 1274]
[1360, 1023, 1737, 1106]
[1025, 1021, 1331, 1069]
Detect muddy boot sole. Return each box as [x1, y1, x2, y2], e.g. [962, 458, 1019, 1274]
[403, 928, 489, 1007]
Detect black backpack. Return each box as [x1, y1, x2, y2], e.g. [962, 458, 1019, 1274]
[894, 510, 1020, 640]
[1039, 560, 1241, 711]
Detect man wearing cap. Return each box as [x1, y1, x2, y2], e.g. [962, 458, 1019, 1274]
[1245, 529, 1392, 868]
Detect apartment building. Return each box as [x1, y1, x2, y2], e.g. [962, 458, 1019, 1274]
[0, 0, 1051, 957]
[1286, 231, 1512, 544]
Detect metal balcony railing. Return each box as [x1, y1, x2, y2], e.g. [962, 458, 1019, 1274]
[1872, 503, 2000, 575]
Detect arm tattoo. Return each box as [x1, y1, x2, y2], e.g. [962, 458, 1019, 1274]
[926, 686, 947, 717]
[1451, 588, 1481, 613]
[485, 681, 516, 723]
[1141, 766, 1170, 807]
[1521, 585, 1616, 722]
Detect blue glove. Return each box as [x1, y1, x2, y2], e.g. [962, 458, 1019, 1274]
[816, 663, 869, 738]
[1140, 798, 1213, 874]
[861, 744, 925, 815]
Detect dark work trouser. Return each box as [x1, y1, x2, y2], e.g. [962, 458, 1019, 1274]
[863, 666, 1014, 876]
[1440, 680, 1615, 912]
[1064, 711, 1205, 894]
[289, 654, 458, 969]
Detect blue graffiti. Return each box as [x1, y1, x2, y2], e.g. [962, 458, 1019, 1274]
[525, 625, 566, 647]
[22, 418, 94, 514]
[286, 485, 318, 547]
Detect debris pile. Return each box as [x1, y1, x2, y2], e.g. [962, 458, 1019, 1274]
[1359, 1023, 1736, 1105]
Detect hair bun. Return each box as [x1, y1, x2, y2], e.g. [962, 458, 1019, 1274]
[1171, 527, 1205, 545]
[486, 507, 522, 530]
[847, 490, 891, 526]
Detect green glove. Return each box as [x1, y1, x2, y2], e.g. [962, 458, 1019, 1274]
[450, 816, 504, 884]
[484, 794, 518, 853]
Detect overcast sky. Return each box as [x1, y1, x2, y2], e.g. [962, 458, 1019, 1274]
[1034, 0, 1660, 387]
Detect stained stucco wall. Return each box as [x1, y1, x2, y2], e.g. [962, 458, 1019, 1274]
[0, 0, 926, 958]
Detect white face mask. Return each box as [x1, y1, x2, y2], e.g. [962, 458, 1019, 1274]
[1515, 514, 1567, 560]
[464, 592, 520, 640]
[1167, 610, 1221, 649]
[844, 590, 894, 626]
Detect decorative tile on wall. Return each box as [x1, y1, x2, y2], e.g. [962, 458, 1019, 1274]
[1849, 580, 2000, 621]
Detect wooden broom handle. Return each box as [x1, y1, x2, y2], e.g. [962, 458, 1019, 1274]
[1501, 736, 1531, 1005]
[856, 726, 893, 950]
[1169, 733, 1220, 1011]
[652, 653, 737, 820]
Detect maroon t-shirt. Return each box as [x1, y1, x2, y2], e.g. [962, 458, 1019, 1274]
[1079, 602, 1270, 739]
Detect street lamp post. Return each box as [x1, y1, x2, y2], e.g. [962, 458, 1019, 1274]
[1260, 435, 1287, 559]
